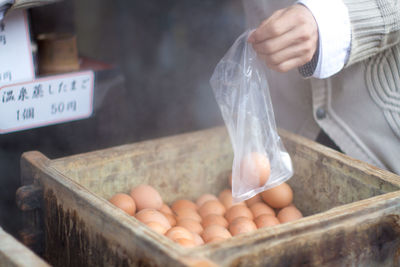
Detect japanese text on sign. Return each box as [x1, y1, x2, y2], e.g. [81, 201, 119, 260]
[0, 71, 94, 134]
[0, 10, 34, 86]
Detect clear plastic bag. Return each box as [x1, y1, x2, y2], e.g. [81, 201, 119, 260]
[210, 30, 293, 202]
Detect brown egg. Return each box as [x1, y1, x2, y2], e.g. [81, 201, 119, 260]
[218, 189, 233, 209]
[175, 238, 196, 248]
[145, 221, 168, 235]
[241, 152, 270, 187]
[274, 203, 295, 215]
[130, 184, 163, 211]
[202, 214, 229, 228]
[202, 225, 232, 243]
[245, 194, 262, 206]
[177, 219, 203, 235]
[175, 208, 202, 222]
[277, 206, 303, 223]
[209, 237, 228, 244]
[261, 183, 293, 209]
[218, 189, 246, 209]
[192, 232, 205, 246]
[249, 202, 275, 218]
[160, 203, 173, 215]
[109, 193, 136, 216]
[165, 226, 194, 241]
[233, 201, 247, 207]
[171, 199, 197, 212]
[225, 205, 253, 223]
[196, 194, 218, 207]
[135, 209, 171, 229]
[254, 214, 280, 228]
[198, 200, 226, 218]
[162, 212, 177, 227]
[229, 217, 257, 236]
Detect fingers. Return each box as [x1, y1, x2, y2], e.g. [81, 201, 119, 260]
[248, 4, 318, 72]
[272, 57, 311, 73]
[265, 44, 315, 72]
[252, 25, 316, 55]
[248, 9, 289, 43]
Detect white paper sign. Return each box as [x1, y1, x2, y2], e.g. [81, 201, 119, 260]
[0, 71, 94, 134]
[0, 9, 34, 86]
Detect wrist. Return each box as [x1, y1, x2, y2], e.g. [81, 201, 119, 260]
[296, 0, 351, 79]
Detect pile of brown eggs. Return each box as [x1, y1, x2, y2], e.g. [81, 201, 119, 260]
[108, 180, 302, 248]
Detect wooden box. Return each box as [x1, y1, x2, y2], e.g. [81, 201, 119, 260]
[18, 127, 400, 266]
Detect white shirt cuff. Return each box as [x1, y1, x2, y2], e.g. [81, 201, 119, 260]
[297, 0, 351, 79]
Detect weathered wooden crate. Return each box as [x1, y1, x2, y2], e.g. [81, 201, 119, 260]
[17, 126, 400, 266]
[0, 227, 50, 267]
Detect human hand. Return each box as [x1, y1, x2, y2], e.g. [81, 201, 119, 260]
[248, 4, 318, 73]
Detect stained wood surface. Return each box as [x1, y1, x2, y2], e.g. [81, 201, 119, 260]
[19, 126, 400, 266]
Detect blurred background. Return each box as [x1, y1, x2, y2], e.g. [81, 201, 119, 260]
[0, 0, 245, 238]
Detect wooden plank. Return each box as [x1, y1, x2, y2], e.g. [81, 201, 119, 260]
[0, 227, 49, 267]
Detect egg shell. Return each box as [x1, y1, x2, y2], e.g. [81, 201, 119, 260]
[229, 216, 257, 236]
[130, 184, 163, 211]
[108, 193, 136, 216]
[245, 194, 262, 206]
[145, 221, 168, 235]
[162, 212, 177, 227]
[177, 219, 203, 235]
[175, 208, 202, 222]
[202, 225, 232, 243]
[175, 238, 196, 248]
[207, 236, 229, 244]
[277, 206, 303, 223]
[171, 199, 197, 212]
[249, 202, 275, 218]
[218, 189, 233, 209]
[261, 183, 293, 209]
[218, 189, 246, 209]
[201, 214, 229, 228]
[240, 152, 270, 187]
[196, 194, 218, 208]
[225, 205, 253, 223]
[160, 203, 173, 215]
[254, 214, 280, 228]
[274, 203, 296, 215]
[192, 232, 205, 246]
[198, 200, 226, 218]
[135, 209, 171, 229]
[232, 202, 247, 209]
[165, 226, 194, 241]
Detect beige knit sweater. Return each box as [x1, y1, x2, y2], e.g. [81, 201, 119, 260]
[316, 0, 400, 173]
[344, 0, 400, 66]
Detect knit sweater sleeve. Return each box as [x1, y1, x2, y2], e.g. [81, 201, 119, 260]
[343, 0, 400, 66]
